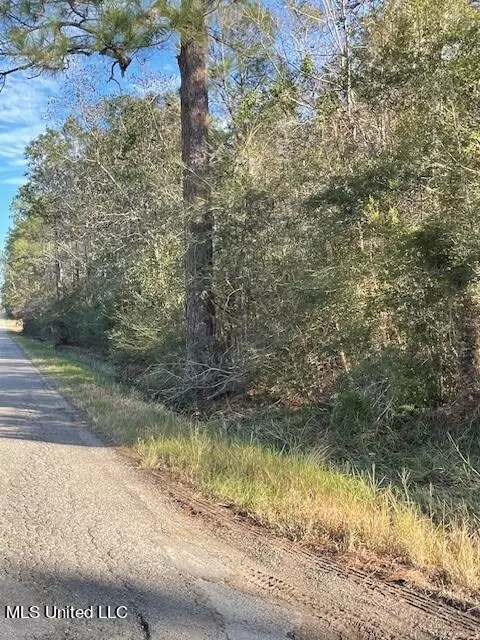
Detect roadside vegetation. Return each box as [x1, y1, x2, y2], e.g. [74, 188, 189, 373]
[12, 330, 480, 599]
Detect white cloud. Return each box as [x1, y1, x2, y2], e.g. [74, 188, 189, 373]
[0, 72, 56, 181]
[6, 158, 26, 168]
[0, 176, 26, 185]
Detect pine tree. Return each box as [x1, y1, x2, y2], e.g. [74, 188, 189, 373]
[0, 0, 215, 378]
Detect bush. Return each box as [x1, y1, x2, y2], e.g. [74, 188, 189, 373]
[22, 292, 112, 352]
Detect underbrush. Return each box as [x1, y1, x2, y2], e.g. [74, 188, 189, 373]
[210, 398, 480, 529]
[11, 332, 480, 598]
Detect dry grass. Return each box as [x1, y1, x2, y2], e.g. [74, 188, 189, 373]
[137, 436, 480, 592]
[3, 317, 22, 333]
[12, 333, 480, 596]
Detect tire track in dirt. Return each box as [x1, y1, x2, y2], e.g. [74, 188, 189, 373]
[147, 468, 480, 640]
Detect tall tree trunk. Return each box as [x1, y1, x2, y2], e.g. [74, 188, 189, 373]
[53, 223, 63, 298]
[177, 0, 215, 372]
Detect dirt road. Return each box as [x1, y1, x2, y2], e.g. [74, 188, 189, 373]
[0, 321, 478, 639]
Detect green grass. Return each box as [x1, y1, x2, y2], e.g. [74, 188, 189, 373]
[11, 332, 480, 598]
[212, 403, 480, 528]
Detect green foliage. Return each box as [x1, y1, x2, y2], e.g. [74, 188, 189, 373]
[3, 0, 480, 418]
[0, 0, 172, 75]
[331, 391, 374, 440]
[3, 95, 184, 364]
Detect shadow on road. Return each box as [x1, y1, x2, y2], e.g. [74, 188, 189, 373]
[0, 331, 106, 448]
[0, 568, 231, 639]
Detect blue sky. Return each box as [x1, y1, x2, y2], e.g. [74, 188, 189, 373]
[0, 73, 55, 245]
[0, 48, 178, 252]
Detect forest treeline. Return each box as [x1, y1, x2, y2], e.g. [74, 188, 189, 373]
[3, 0, 480, 430]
